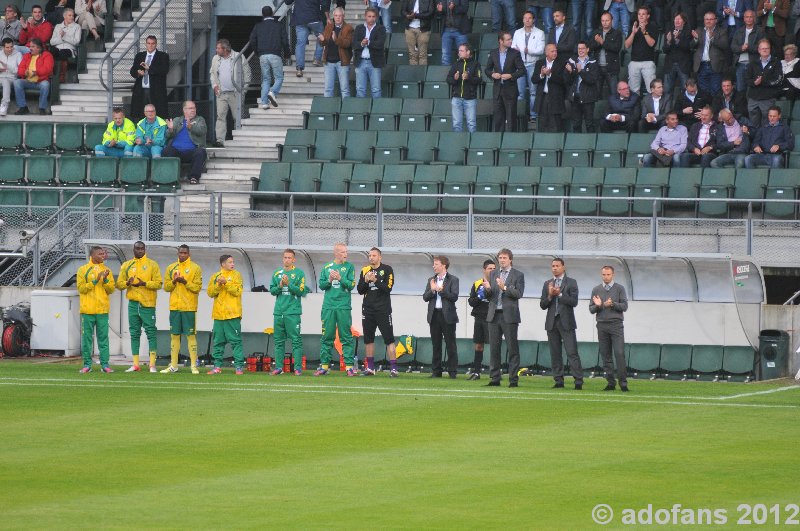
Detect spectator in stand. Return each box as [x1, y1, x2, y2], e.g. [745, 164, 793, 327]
[286, 0, 327, 77]
[352, 7, 387, 98]
[547, 9, 577, 57]
[675, 77, 711, 128]
[533, 42, 567, 132]
[712, 77, 749, 120]
[0, 5, 22, 46]
[710, 108, 751, 167]
[744, 105, 794, 167]
[746, 38, 783, 124]
[129, 35, 169, 123]
[49, 7, 79, 83]
[529, 0, 555, 35]
[600, 80, 640, 132]
[18, 4, 53, 53]
[75, 0, 105, 41]
[249, 6, 290, 109]
[780, 43, 800, 99]
[567, 40, 601, 132]
[662, 12, 693, 99]
[45, 0, 76, 27]
[571, 0, 597, 39]
[692, 11, 728, 97]
[437, 0, 469, 66]
[668, 0, 700, 28]
[133, 104, 166, 158]
[163, 100, 208, 185]
[641, 111, 688, 166]
[13, 38, 52, 114]
[757, 0, 789, 58]
[625, 5, 659, 95]
[489, 0, 514, 32]
[366, 0, 393, 36]
[589, 10, 622, 97]
[604, 0, 633, 37]
[639, 78, 672, 132]
[447, 42, 481, 132]
[512, 10, 546, 123]
[402, 0, 434, 65]
[731, 9, 764, 91]
[0, 37, 22, 116]
[718, 0, 751, 45]
[95, 107, 135, 157]
[678, 105, 718, 167]
[319, 7, 353, 97]
[210, 38, 250, 146]
[485, 30, 526, 131]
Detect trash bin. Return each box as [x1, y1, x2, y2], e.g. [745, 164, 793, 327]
[757, 329, 789, 380]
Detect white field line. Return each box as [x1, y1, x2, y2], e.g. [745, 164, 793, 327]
[0, 378, 797, 410]
[718, 385, 800, 400]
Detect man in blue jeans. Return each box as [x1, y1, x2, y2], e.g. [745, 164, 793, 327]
[447, 43, 481, 132]
[605, 0, 633, 37]
[286, 0, 327, 77]
[490, 0, 515, 32]
[529, 0, 554, 34]
[352, 7, 386, 98]
[248, 6, 290, 109]
[744, 106, 794, 168]
[571, 0, 596, 39]
[437, 0, 469, 66]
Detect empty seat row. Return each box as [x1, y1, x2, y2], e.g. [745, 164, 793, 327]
[0, 121, 108, 154]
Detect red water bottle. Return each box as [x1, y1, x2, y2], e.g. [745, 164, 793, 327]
[283, 354, 291, 373]
[302, 355, 307, 370]
[339, 355, 345, 371]
[263, 356, 272, 372]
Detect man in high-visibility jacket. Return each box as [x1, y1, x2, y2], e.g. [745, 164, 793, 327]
[95, 107, 136, 157]
[207, 254, 244, 375]
[162, 244, 203, 374]
[118, 241, 163, 372]
[76, 246, 115, 373]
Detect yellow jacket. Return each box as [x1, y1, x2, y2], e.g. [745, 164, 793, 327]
[207, 268, 243, 320]
[116, 255, 163, 307]
[163, 258, 203, 311]
[76, 260, 115, 314]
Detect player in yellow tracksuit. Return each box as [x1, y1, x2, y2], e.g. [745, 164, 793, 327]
[162, 244, 203, 374]
[76, 246, 116, 373]
[206, 254, 244, 374]
[117, 241, 163, 372]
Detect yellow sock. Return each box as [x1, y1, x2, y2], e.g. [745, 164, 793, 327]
[346, 365, 353, 371]
[149, 352, 157, 367]
[322, 364, 329, 371]
[170, 335, 181, 368]
[187, 335, 198, 367]
[133, 354, 140, 366]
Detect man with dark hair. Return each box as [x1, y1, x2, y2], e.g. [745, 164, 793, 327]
[269, 248, 309, 376]
[13, 37, 52, 114]
[163, 244, 203, 374]
[423, 255, 459, 378]
[625, 6, 659, 95]
[678, 105, 718, 167]
[483, 249, 525, 388]
[692, 11, 728, 97]
[712, 77, 749, 121]
[589, 11, 623, 97]
[0, 37, 21, 116]
[546, 9, 577, 56]
[662, 11, 693, 98]
[485, 30, 525, 131]
[447, 42, 481, 132]
[129, 35, 169, 122]
[286, 0, 327, 76]
[675, 77, 711, 128]
[590, 265, 629, 392]
[77, 246, 115, 373]
[467, 259, 496, 380]
[744, 105, 794, 167]
[18, 4, 53, 52]
[540, 258, 583, 390]
[437, 0, 470, 66]
[566, 40, 601, 132]
[357, 247, 398, 377]
[211, 38, 250, 146]
[207, 254, 244, 375]
[249, 6, 289, 110]
[641, 111, 688, 167]
[352, 7, 387, 98]
[639, 78, 672, 131]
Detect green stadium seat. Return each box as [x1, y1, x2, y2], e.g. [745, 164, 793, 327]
[0, 121, 23, 152]
[393, 65, 426, 98]
[632, 167, 669, 216]
[338, 98, 371, 130]
[627, 343, 660, 378]
[659, 344, 692, 379]
[537, 167, 572, 215]
[429, 98, 454, 132]
[54, 123, 84, 154]
[251, 162, 290, 210]
[690, 345, 724, 380]
[529, 132, 564, 167]
[497, 132, 533, 166]
[372, 131, 408, 165]
[441, 165, 477, 213]
[304, 96, 340, 130]
[600, 168, 636, 216]
[150, 157, 181, 189]
[386, 33, 409, 64]
[0, 186, 27, 209]
[348, 164, 384, 212]
[764, 169, 797, 219]
[722, 346, 755, 381]
[432, 131, 469, 165]
[410, 165, 446, 213]
[118, 157, 149, 189]
[562, 133, 596, 167]
[423, 66, 451, 99]
[58, 156, 88, 185]
[318, 163, 351, 211]
[474, 166, 508, 214]
[368, 98, 403, 130]
[593, 132, 627, 167]
[505, 166, 540, 214]
[24, 123, 54, 152]
[624, 133, 653, 167]
[288, 162, 321, 210]
[26, 155, 56, 185]
[568, 167, 603, 215]
[278, 129, 315, 162]
[666, 167, 702, 213]
[341, 131, 377, 163]
[381, 164, 414, 212]
[398, 99, 433, 131]
[466, 132, 500, 166]
[308, 130, 345, 162]
[29, 187, 61, 210]
[732, 168, 768, 210]
[84, 123, 107, 154]
[697, 168, 734, 217]
[0, 155, 25, 183]
[577, 342, 601, 373]
[87, 156, 119, 187]
[401, 131, 439, 164]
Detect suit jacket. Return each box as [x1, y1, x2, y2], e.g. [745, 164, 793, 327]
[402, 0, 436, 32]
[352, 23, 387, 67]
[539, 275, 579, 331]
[746, 56, 783, 100]
[715, 119, 751, 153]
[640, 93, 673, 125]
[662, 26, 694, 74]
[546, 23, 577, 57]
[484, 47, 526, 100]
[423, 272, 459, 325]
[686, 121, 719, 151]
[484, 268, 525, 324]
[567, 56, 601, 103]
[730, 24, 765, 66]
[717, 0, 753, 28]
[606, 91, 641, 123]
[711, 89, 749, 120]
[674, 90, 711, 126]
[588, 26, 622, 74]
[129, 49, 170, 121]
[533, 55, 569, 115]
[692, 24, 729, 73]
[757, 0, 790, 37]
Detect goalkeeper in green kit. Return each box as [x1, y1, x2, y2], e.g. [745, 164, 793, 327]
[269, 248, 309, 375]
[315, 242, 357, 376]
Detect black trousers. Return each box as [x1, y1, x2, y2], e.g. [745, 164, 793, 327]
[488, 313, 520, 384]
[597, 320, 627, 386]
[571, 99, 596, 133]
[162, 145, 207, 180]
[547, 323, 583, 385]
[492, 91, 517, 132]
[430, 309, 458, 376]
[599, 66, 618, 99]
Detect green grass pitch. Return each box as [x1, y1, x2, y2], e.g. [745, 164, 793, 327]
[1, 362, 799, 529]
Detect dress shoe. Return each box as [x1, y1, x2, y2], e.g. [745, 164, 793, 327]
[429, 373, 442, 378]
[15, 107, 29, 115]
[552, 383, 564, 389]
[575, 384, 583, 390]
[467, 373, 480, 381]
[485, 380, 500, 387]
[508, 382, 518, 388]
[620, 385, 629, 392]
[602, 384, 616, 391]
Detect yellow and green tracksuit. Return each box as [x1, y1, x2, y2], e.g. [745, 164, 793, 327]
[269, 266, 309, 369]
[76, 260, 115, 368]
[207, 268, 244, 369]
[319, 261, 355, 367]
[164, 258, 203, 368]
[117, 254, 162, 365]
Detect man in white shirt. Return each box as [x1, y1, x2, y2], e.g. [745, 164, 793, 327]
[511, 10, 545, 122]
[0, 37, 22, 116]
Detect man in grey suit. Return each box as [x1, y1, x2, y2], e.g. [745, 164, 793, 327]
[589, 265, 629, 392]
[540, 257, 584, 389]
[423, 255, 459, 378]
[483, 249, 525, 388]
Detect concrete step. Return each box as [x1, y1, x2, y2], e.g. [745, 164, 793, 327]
[211, 147, 278, 159]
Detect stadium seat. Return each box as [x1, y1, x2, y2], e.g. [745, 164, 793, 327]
[54, 123, 84, 154]
[398, 99, 433, 131]
[341, 131, 377, 163]
[632, 167, 669, 216]
[303, 96, 340, 130]
[441, 165, 477, 213]
[567, 167, 603, 216]
[150, 158, 181, 190]
[0, 185, 27, 210]
[26, 155, 56, 185]
[659, 344, 692, 379]
[368, 98, 403, 130]
[58, 156, 88, 186]
[0, 121, 23, 152]
[251, 162, 290, 210]
[690, 345, 724, 380]
[537, 167, 572, 215]
[381, 164, 415, 212]
[529, 132, 564, 167]
[118, 157, 149, 189]
[505, 166, 540, 214]
[278, 129, 315, 162]
[562, 133, 596, 167]
[308, 130, 345, 162]
[432, 131, 469, 164]
[0, 155, 25, 183]
[666, 168, 702, 213]
[348, 164, 384, 212]
[474, 166, 508, 214]
[593, 132, 627, 167]
[697, 168, 734, 217]
[337, 97, 371, 130]
[317, 163, 351, 211]
[624, 133, 653, 167]
[288, 162, 322, 210]
[393, 65, 426, 98]
[386, 33, 409, 65]
[83, 123, 107, 154]
[577, 342, 601, 374]
[423, 66, 451, 99]
[24, 123, 54, 152]
[400, 131, 439, 164]
[600, 168, 635, 216]
[721, 345, 755, 381]
[29, 187, 61, 211]
[410, 165, 446, 213]
[732, 168, 768, 214]
[627, 343, 660, 378]
[372, 131, 409, 165]
[764, 169, 797, 219]
[429, 98, 454, 132]
[466, 132, 500, 166]
[87, 156, 119, 187]
[497, 132, 533, 166]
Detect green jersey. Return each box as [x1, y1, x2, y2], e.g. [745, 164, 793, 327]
[269, 266, 308, 315]
[319, 261, 355, 310]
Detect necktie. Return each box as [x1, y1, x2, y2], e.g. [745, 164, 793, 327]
[497, 270, 509, 309]
[605, 284, 611, 292]
[554, 278, 562, 316]
[144, 53, 153, 87]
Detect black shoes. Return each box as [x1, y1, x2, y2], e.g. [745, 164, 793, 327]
[552, 383, 564, 389]
[467, 373, 480, 381]
[485, 380, 500, 387]
[620, 385, 629, 392]
[602, 384, 616, 391]
[39, 108, 51, 115]
[575, 384, 583, 390]
[15, 107, 29, 115]
[508, 382, 518, 388]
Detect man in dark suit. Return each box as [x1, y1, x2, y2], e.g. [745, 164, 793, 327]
[661, 11, 694, 98]
[482, 249, 525, 388]
[639, 78, 673, 131]
[712, 77, 749, 121]
[692, 11, 728, 97]
[422, 255, 459, 378]
[533, 43, 568, 132]
[718, 0, 752, 43]
[484, 30, 526, 131]
[675, 77, 712, 128]
[566, 40, 601, 132]
[130, 35, 170, 123]
[589, 11, 623, 98]
[600, 80, 640, 132]
[678, 105, 718, 167]
[546, 8, 577, 56]
[352, 7, 387, 98]
[540, 257, 584, 390]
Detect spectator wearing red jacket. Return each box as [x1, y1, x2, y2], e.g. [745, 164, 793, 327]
[14, 38, 53, 114]
[18, 5, 53, 53]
